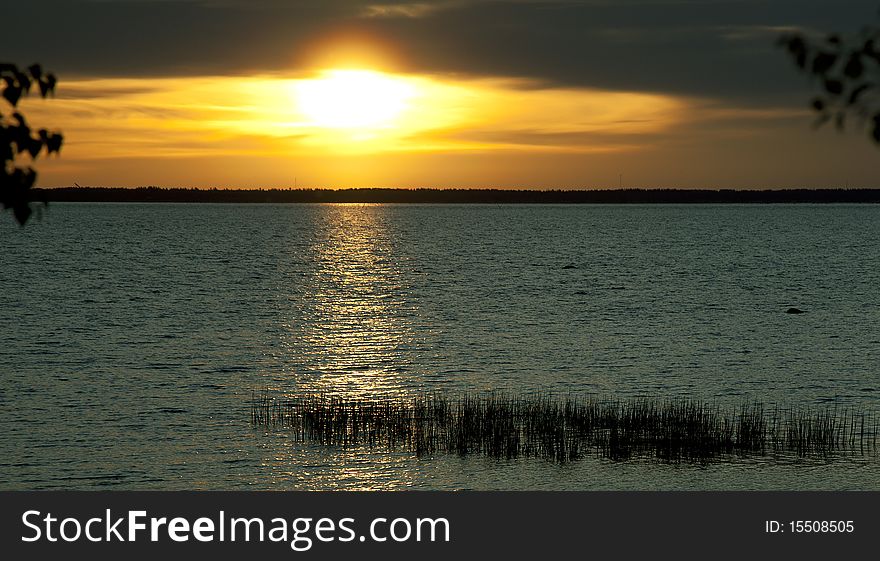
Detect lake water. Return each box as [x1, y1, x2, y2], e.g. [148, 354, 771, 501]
[1, 202, 879, 490]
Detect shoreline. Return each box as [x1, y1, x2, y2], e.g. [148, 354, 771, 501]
[32, 187, 880, 205]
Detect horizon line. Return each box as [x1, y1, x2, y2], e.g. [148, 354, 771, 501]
[31, 186, 880, 204]
[36, 186, 880, 192]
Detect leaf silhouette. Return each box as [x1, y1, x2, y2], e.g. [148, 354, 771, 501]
[2, 81, 21, 106]
[812, 52, 837, 75]
[14, 70, 32, 94]
[843, 54, 864, 79]
[27, 64, 42, 81]
[782, 34, 809, 69]
[15, 167, 36, 189]
[785, 35, 806, 54]
[1, 62, 63, 225]
[41, 74, 57, 97]
[847, 83, 872, 106]
[823, 79, 844, 95]
[26, 137, 42, 159]
[780, 22, 880, 148]
[45, 133, 63, 154]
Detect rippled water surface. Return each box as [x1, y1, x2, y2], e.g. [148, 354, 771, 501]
[1, 203, 879, 489]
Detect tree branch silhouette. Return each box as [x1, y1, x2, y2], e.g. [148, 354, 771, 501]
[778, 18, 880, 145]
[1, 63, 63, 225]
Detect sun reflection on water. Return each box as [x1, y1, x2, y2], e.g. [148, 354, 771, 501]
[260, 204, 430, 488]
[280, 204, 422, 399]
[255, 437, 418, 490]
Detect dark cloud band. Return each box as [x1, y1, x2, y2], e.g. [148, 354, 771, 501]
[3, 0, 877, 104]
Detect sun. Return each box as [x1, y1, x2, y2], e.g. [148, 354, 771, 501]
[292, 69, 416, 130]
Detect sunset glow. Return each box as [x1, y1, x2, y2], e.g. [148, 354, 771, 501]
[292, 69, 416, 131]
[25, 67, 708, 186]
[5, 0, 879, 189]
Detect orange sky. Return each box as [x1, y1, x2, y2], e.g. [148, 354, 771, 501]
[19, 67, 877, 189]
[7, 0, 879, 190]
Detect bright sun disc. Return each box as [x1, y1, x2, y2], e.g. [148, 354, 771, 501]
[293, 69, 416, 130]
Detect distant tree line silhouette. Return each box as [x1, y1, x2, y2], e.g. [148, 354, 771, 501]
[779, 16, 880, 145]
[34, 186, 880, 204]
[1, 63, 62, 225]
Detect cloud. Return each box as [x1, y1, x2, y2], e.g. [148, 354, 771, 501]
[362, 2, 452, 19]
[4, 0, 879, 105]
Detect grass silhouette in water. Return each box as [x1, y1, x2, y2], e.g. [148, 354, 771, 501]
[251, 392, 879, 464]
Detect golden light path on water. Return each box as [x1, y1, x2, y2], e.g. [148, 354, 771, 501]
[259, 443, 419, 490]
[264, 204, 423, 488]
[278, 204, 420, 399]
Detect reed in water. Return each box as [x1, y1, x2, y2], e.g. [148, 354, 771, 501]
[251, 392, 879, 463]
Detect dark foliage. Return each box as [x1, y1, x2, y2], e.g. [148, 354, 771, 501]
[1, 63, 62, 225]
[778, 18, 880, 145]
